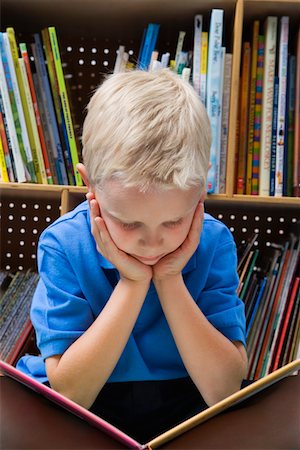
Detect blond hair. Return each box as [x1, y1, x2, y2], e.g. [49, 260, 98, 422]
[82, 69, 211, 191]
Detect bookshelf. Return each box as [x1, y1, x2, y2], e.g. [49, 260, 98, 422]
[0, 0, 299, 370]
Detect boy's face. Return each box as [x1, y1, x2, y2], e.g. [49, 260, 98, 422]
[95, 179, 203, 265]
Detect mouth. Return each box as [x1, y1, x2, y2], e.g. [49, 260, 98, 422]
[132, 254, 164, 262]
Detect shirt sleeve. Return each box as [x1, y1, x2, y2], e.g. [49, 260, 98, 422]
[31, 229, 95, 360]
[196, 224, 246, 347]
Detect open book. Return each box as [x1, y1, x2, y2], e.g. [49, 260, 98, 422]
[1, 359, 299, 449]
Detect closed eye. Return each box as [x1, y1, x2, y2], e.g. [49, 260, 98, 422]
[120, 222, 141, 230]
[163, 218, 183, 228]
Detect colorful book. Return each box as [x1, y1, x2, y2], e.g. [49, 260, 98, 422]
[139, 23, 160, 71]
[19, 42, 55, 185]
[48, 27, 82, 186]
[269, 76, 279, 196]
[275, 17, 289, 197]
[0, 99, 14, 181]
[285, 55, 296, 197]
[3, 28, 39, 182]
[246, 21, 260, 195]
[259, 17, 278, 196]
[219, 53, 232, 194]
[252, 35, 264, 195]
[40, 29, 71, 185]
[206, 9, 224, 194]
[200, 31, 208, 106]
[192, 15, 202, 96]
[31, 35, 69, 185]
[0, 37, 26, 182]
[0, 32, 29, 182]
[237, 42, 251, 195]
[293, 27, 300, 197]
[0, 132, 9, 181]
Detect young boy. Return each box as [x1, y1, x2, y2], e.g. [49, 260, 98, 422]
[18, 69, 247, 441]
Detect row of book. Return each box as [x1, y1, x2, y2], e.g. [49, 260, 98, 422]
[238, 231, 300, 380]
[0, 269, 39, 365]
[0, 27, 82, 186]
[113, 11, 232, 195]
[235, 17, 300, 198]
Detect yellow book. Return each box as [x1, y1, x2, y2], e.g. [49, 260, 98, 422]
[0, 134, 9, 182]
[200, 31, 208, 105]
[6, 27, 46, 183]
[19, 57, 50, 184]
[48, 26, 82, 186]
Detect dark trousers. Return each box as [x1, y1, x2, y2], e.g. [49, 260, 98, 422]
[89, 377, 208, 443]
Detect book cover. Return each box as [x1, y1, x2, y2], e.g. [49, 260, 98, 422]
[0, 358, 299, 449]
[236, 41, 251, 195]
[275, 17, 289, 197]
[48, 27, 82, 186]
[0, 35, 26, 182]
[192, 15, 202, 96]
[246, 21, 259, 195]
[19, 42, 55, 185]
[199, 31, 208, 106]
[206, 9, 224, 194]
[252, 35, 264, 195]
[259, 16, 278, 196]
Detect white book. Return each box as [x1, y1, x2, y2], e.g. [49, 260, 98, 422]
[200, 31, 208, 106]
[0, 52, 26, 182]
[113, 45, 125, 74]
[259, 16, 278, 196]
[206, 9, 224, 194]
[219, 53, 232, 194]
[2, 33, 34, 171]
[275, 16, 289, 197]
[192, 15, 202, 96]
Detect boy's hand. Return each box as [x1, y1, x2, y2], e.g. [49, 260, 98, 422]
[87, 193, 152, 284]
[153, 201, 204, 282]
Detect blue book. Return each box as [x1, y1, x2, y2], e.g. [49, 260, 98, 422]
[139, 23, 160, 70]
[270, 76, 279, 196]
[32, 34, 69, 185]
[246, 277, 267, 338]
[206, 9, 224, 194]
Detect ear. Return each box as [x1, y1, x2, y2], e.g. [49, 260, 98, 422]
[76, 163, 92, 192]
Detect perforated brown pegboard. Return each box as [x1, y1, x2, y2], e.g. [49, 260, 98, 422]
[0, 188, 61, 272]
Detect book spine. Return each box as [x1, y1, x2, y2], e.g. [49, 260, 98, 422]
[200, 31, 208, 106]
[259, 16, 278, 196]
[113, 45, 125, 74]
[246, 21, 259, 195]
[0, 97, 15, 181]
[270, 76, 279, 196]
[5, 29, 37, 182]
[32, 37, 69, 185]
[252, 35, 264, 195]
[48, 27, 82, 186]
[0, 38, 26, 182]
[192, 15, 202, 96]
[174, 30, 186, 72]
[18, 57, 50, 184]
[286, 55, 296, 197]
[237, 42, 251, 195]
[293, 26, 300, 197]
[275, 17, 289, 197]
[219, 53, 232, 194]
[0, 131, 9, 181]
[206, 9, 224, 194]
[19, 42, 55, 185]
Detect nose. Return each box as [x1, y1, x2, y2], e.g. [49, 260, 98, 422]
[138, 231, 164, 248]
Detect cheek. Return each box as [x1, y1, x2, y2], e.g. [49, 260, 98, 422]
[104, 221, 135, 251]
